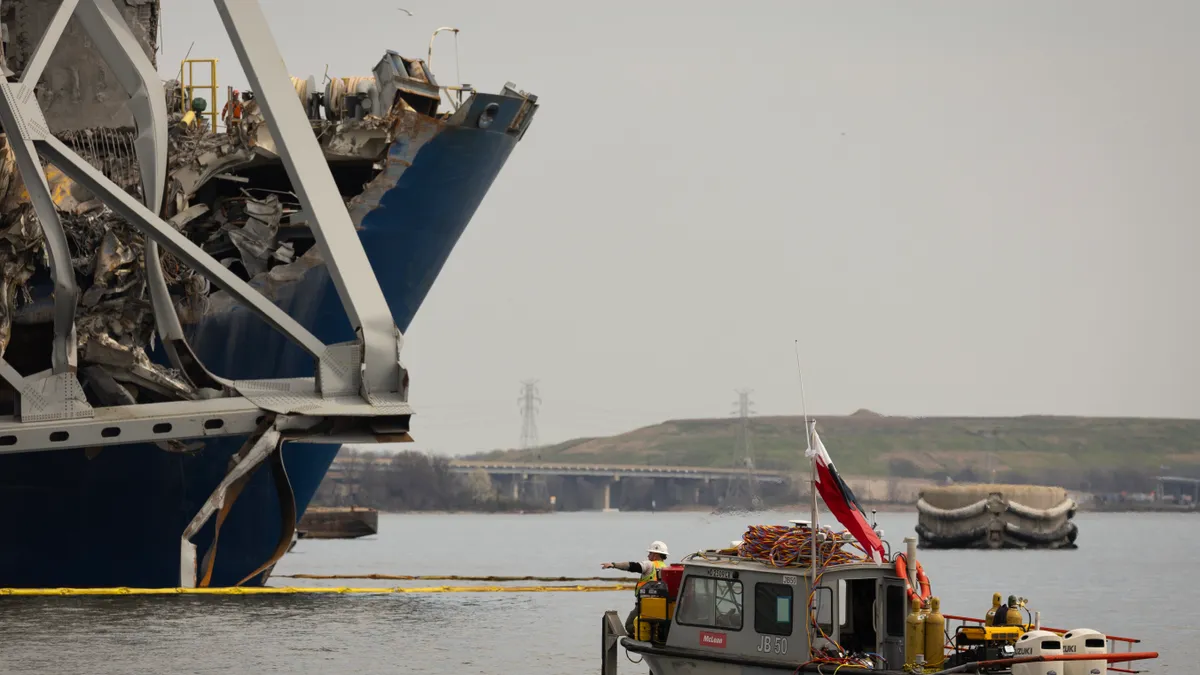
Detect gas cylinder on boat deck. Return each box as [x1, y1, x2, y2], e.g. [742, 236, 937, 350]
[985, 592, 1002, 624]
[923, 597, 945, 670]
[1005, 595, 1023, 626]
[905, 600, 926, 668]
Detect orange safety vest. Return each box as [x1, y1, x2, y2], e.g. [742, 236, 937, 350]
[635, 559, 666, 593]
[223, 100, 243, 122]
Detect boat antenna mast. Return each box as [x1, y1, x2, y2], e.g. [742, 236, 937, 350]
[794, 340, 820, 653]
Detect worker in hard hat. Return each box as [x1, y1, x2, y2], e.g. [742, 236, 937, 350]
[601, 540, 669, 635]
[221, 89, 244, 135]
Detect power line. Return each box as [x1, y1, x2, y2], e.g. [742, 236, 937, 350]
[518, 379, 541, 450]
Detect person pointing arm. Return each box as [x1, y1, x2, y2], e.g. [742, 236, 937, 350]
[602, 541, 670, 636]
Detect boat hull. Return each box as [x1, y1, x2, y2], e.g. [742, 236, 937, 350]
[623, 640, 908, 675]
[296, 507, 379, 539]
[0, 93, 531, 588]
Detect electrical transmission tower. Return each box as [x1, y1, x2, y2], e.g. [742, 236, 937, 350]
[519, 380, 541, 450]
[720, 388, 763, 512]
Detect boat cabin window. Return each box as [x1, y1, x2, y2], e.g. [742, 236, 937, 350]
[754, 582, 793, 636]
[675, 576, 744, 630]
[810, 586, 833, 636]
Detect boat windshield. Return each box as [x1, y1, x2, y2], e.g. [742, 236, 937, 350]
[675, 575, 744, 630]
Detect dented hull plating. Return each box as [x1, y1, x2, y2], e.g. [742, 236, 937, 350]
[0, 93, 529, 587]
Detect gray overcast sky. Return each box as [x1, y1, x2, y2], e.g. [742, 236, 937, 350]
[159, 0, 1199, 455]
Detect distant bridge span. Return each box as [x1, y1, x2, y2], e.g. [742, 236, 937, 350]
[321, 456, 930, 510]
[445, 460, 793, 484]
[325, 457, 796, 510]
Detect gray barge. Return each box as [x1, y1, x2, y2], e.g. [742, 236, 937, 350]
[916, 484, 1078, 550]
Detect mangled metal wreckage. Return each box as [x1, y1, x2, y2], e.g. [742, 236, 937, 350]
[0, 0, 536, 588]
[2, 59, 455, 403]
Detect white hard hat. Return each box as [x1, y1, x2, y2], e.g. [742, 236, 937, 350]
[647, 540, 669, 557]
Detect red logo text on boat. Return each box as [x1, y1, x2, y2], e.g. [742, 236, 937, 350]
[699, 631, 726, 648]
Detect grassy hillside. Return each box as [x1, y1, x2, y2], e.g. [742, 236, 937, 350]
[467, 410, 1200, 488]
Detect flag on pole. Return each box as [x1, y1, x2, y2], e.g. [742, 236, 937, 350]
[806, 427, 886, 564]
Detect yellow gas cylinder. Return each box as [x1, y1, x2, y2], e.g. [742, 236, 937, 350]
[923, 597, 946, 670]
[905, 600, 927, 669]
[985, 592, 1001, 624]
[177, 110, 198, 129]
[1005, 595, 1022, 627]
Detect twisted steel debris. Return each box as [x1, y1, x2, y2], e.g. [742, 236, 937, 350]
[0, 74, 444, 412]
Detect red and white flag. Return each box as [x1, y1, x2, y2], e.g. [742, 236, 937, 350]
[806, 427, 886, 564]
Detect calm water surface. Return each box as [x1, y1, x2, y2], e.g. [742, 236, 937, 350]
[0, 511, 1192, 673]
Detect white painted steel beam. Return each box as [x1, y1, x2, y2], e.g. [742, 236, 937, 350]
[0, 392, 412, 455]
[0, 81, 78, 374]
[181, 422, 283, 588]
[0, 397, 263, 454]
[213, 0, 404, 398]
[75, 0, 168, 212]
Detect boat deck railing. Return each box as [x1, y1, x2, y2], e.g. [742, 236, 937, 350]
[942, 614, 1143, 673]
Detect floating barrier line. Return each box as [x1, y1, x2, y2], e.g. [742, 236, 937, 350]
[276, 574, 630, 582]
[0, 584, 635, 597]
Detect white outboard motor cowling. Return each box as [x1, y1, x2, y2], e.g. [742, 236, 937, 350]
[1012, 629, 1064, 675]
[1062, 628, 1107, 675]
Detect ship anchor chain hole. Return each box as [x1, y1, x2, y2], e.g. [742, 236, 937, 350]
[478, 103, 500, 128]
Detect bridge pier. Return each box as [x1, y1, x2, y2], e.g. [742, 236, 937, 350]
[602, 477, 618, 512]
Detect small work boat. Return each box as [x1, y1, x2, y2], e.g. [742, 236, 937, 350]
[600, 423, 1158, 674]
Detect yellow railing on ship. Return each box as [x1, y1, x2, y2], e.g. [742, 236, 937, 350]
[181, 58, 219, 133]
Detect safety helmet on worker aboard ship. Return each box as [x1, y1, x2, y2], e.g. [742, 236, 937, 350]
[647, 541, 669, 557]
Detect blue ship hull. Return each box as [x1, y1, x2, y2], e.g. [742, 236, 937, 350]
[0, 93, 532, 587]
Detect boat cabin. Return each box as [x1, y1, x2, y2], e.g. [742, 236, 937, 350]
[613, 549, 909, 672]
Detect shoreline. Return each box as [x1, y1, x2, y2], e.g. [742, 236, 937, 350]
[365, 503, 919, 516]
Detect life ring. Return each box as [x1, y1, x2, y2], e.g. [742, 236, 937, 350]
[894, 554, 931, 605]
